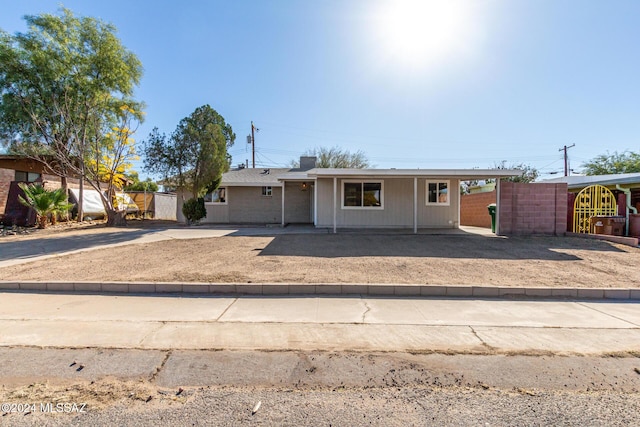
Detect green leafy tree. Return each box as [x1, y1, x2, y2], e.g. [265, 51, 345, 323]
[142, 104, 235, 198]
[124, 172, 159, 192]
[0, 8, 143, 226]
[581, 151, 640, 175]
[291, 146, 371, 168]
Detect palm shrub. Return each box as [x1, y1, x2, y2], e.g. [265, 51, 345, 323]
[17, 183, 55, 228]
[49, 187, 74, 224]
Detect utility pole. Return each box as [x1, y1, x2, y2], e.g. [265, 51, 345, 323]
[250, 121, 257, 168]
[559, 144, 575, 176]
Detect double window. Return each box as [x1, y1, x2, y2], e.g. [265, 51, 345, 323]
[261, 186, 272, 197]
[426, 180, 449, 206]
[342, 181, 383, 209]
[204, 187, 227, 204]
[15, 171, 41, 182]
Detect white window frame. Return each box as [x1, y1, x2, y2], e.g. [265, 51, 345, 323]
[341, 180, 384, 210]
[261, 186, 273, 197]
[425, 180, 450, 206]
[204, 187, 228, 205]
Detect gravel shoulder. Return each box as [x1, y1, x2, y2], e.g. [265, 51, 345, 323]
[1, 349, 639, 426]
[0, 222, 638, 287]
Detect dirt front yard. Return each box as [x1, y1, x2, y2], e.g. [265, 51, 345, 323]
[0, 225, 638, 287]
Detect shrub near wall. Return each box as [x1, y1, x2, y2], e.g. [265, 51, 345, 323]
[460, 191, 496, 228]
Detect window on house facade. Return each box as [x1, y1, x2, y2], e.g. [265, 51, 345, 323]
[204, 187, 227, 204]
[15, 171, 41, 182]
[342, 181, 383, 208]
[426, 180, 449, 205]
[261, 186, 272, 197]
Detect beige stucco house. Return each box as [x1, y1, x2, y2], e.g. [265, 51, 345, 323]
[180, 156, 520, 233]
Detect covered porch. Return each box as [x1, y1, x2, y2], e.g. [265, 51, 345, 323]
[280, 168, 521, 233]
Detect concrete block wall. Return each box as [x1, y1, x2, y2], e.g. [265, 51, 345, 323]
[460, 191, 496, 228]
[498, 182, 568, 236]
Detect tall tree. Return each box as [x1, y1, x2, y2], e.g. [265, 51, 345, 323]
[492, 161, 539, 183]
[0, 8, 143, 226]
[581, 151, 640, 175]
[142, 104, 235, 198]
[460, 161, 538, 194]
[291, 146, 371, 168]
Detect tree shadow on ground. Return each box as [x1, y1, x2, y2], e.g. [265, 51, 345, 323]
[0, 229, 155, 262]
[258, 234, 625, 260]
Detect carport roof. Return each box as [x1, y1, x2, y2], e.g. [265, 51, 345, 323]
[542, 172, 640, 190]
[304, 168, 522, 180]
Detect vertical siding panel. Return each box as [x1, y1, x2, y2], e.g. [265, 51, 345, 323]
[417, 179, 459, 228]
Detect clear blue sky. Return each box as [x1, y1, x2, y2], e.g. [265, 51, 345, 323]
[1, 1, 639, 179]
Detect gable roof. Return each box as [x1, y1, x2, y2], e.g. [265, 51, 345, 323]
[221, 167, 291, 187]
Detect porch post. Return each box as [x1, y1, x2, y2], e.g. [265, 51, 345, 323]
[281, 182, 285, 227]
[413, 177, 418, 234]
[313, 181, 317, 226]
[333, 177, 337, 234]
[457, 179, 461, 229]
[495, 178, 500, 235]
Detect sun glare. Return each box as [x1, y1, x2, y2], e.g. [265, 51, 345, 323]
[371, 0, 473, 70]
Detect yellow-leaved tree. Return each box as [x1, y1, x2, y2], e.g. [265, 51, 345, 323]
[85, 103, 144, 225]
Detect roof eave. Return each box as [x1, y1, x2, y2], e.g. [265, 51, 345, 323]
[220, 181, 283, 187]
[306, 168, 523, 179]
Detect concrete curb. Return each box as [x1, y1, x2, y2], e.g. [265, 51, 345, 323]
[566, 232, 639, 248]
[1, 281, 639, 300]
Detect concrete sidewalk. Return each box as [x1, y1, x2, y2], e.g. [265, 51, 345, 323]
[1, 292, 638, 355]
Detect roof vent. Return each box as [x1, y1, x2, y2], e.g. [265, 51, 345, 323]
[261, 169, 270, 175]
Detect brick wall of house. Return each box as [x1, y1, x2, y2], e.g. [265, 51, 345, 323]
[460, 191, 496, 228]
[498, 182, 568, 235]
[0, 168, 15, 214]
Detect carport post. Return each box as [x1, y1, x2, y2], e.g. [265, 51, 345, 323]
[333, 177, 337, 234]
[413, 177, 417, 234]
[281, 182, 285, 227]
